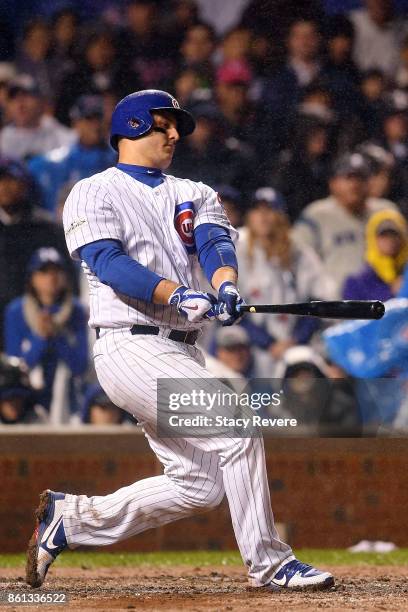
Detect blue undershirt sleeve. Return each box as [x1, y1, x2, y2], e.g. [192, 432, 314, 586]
[78, 239, 164, 303]
[194, 223, 238, 284]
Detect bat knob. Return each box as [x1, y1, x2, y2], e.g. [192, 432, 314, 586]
[371, 301, 385, 319]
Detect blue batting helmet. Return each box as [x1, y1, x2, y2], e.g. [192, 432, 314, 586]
[110, 89, 195, 150]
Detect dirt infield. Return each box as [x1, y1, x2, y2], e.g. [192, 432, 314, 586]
[2, 565, 408, 611]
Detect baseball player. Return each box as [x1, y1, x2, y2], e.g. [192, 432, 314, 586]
[26, 90, 334, 592]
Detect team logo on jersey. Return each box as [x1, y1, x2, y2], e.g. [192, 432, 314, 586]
[174, 201, 196, 254]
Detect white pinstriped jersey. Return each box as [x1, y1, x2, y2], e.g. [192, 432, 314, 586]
[63, 167, 237, 330]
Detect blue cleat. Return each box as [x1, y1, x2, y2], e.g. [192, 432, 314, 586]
[270, 558, 335, 590]
[26, 490, 68, 587]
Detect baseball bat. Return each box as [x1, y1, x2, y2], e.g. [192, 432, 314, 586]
[236, 300, 385, 320]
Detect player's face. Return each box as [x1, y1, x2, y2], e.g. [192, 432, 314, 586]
[147, 111, 180, 169]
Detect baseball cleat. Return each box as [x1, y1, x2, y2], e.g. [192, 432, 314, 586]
[26, 490, 68, 588]
[269, 558, 335, 590]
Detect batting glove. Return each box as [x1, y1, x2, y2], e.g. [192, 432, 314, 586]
[216, 281, 245, 326]
[169, 285, 217, 323]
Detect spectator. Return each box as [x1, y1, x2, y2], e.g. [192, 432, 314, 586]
[357, 141, 395, 200]
[166, 0, 199, 34]
[237, 187, 335, 368]
[241, 0, 323, 46]
[0, 355, 48, 424]
[320, 15, 361, 118]
[248, 30, 279, 86]
[48, 8, 80, 94]
[373, 91, 408, 210]
[118, 0, 174, 89]
[15, 19, 53, 100]
[297, 80, 335, 124]
[216, 185, 244, 228]
[179, 23, 216, 87]
[293, 152, 398, 295]
[0, 74, 75, 161]
[396, 34, 408, 89]
[56, 28, 139, 125]
[324, 298, 408, 425]
[29, 95, 116, 215]
[4, 247, 88, 412]
[173, 67, 207, 105]
[213, 325, 273, 380]
[264, 18, 322, 118]
[0, 63, 16, 128]
[275, 345, 359, 435]
[271, 115, 332, 221]
[357, 140, 408, 213]
[215, 59, 268, 164]
[0, 159, 74, 346]
[219, 26, 252, 63]
[343, 209, 408, 300]
[349, 0, 408, 78]
[81, 384, 126, 425]
[356, 68, 388, 138]
[377, 91, 408, 164]
[170, 100, 252, 192]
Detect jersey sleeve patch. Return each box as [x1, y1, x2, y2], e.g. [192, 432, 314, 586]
[174, 201, 196, 254]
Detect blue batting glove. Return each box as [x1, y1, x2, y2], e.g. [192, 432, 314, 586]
[216, 281, 245, 326]
[169, 285, 217, 323]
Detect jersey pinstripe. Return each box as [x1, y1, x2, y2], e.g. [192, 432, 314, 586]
[63, 167, 237, 330]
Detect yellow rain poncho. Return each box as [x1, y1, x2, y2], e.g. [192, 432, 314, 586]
[365, 209, 408, 285]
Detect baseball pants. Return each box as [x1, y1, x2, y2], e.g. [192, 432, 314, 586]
[62, 328, 293, 586]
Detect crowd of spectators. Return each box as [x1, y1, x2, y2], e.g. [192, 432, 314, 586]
[1, 0, 408, 429]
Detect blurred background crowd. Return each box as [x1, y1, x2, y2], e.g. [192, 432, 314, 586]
[1, 0, 408, 430]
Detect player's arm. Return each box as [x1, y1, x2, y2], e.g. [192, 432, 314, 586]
[78, 240, 216, 323]
[194, 223, 243, 326]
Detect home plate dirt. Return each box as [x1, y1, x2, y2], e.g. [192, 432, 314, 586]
[2, 565, 408, 611]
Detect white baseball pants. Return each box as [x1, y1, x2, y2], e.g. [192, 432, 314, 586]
[62, 329, 293, 586]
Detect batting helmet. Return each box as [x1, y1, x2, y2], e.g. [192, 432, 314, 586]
[110, 89, 195, 150]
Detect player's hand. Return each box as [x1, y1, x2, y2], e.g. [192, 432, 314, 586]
[215, 281, 245, 326]
[168, 285, 217, 323]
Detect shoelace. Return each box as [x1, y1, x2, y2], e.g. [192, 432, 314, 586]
[282, 560, 315, 575]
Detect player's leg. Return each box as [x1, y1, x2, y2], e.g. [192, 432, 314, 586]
[27, 331, 332, 589]
[107, 333, 333, 589]
[89, 333, 294, 586]
[63, 434, 225, 547]
[26, 434, 224, 587]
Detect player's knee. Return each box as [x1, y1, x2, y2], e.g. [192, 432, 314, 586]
[202, 483, 225, 510]
[180, 480, 225, 511]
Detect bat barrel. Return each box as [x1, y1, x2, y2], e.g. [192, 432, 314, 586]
[237, 301, 385, 319]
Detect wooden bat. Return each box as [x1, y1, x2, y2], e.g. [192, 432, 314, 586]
[236, 300, 385, 320]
